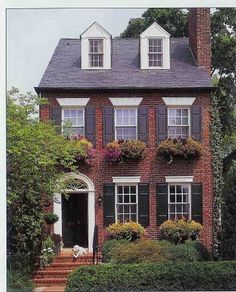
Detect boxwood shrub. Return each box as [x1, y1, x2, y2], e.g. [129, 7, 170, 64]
[65, 261, 236, 292]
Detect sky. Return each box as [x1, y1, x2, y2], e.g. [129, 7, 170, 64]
[7, 8, 146, 94]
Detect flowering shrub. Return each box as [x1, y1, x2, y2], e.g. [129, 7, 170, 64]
[106, 221, 146, 241]
[159, 219, 203, 244]
[39, 236, 55, 268]
[157, 138, 203, 162]
[104, 140, 146, 164]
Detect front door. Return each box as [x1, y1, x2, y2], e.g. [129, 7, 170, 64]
[62, 193, 88, 248]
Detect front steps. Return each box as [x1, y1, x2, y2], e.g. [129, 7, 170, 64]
[33, 251, 101, 287]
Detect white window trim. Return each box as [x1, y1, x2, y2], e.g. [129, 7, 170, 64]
[162, 97, 196, 106]
[167, 183, 192, 220]
[114, 107, 138, 140]
[56, 98, 90, 107]
[61, 107, 85, 135]
[112, 176, 141, 183]
[165, 176, 194, 183]
[115, 183, 139, 223]
[148, 37, 164, 69]
[109, 97, 143, 107]
[167, 107, 191, 138]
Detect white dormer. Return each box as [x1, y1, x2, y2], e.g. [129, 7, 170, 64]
[80, 22, 111, 70]
[140, 22, 170, 70]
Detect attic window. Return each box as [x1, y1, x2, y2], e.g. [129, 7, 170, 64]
[89, 39, 103, 67]
[148, 39, 163, 67]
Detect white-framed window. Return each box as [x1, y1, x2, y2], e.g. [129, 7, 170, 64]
[89, 39, 103, 67]
[115, 108, 137, 140]
[168, 184, 191, 220]
[115, 184, 138, 223]
[62, 108, 84, 137]
[168, 108, 190, 139]
[148, 38, 163, 67]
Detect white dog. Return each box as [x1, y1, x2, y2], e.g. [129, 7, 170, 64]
[73, 245, 87, 260]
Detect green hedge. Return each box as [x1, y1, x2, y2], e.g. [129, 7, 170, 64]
[103, 239, 210, 264]
[66, 261, 236, 292]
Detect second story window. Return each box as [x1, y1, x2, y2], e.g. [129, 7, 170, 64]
[62, 108, 84, 137]
[115, 108, 137, 140]
[148, 39, 163, 67]
[89, 39, 103, 68]
[168, 108, 190, 139]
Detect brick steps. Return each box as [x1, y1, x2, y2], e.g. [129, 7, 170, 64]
[33, 251, 101, 287]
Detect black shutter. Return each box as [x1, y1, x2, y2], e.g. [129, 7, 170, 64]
[156, 105, 167, 143]
[138, 107, 148, 144]
[50, 106, 61, 133]
[85, 107, 96, 145]
[191, 183, 203, 223]
[191, 106, 202, 141]
[157, 183, 168, 226]
[103, 107, 114, 145]
[103, 184, 115, 227]
[138, 183, 149, 227]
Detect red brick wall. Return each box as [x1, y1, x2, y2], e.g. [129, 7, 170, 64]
[188, 8, 212, 75]
[40, 90, 213, 250]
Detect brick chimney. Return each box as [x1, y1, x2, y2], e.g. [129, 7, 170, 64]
[188, 8, 211, 75]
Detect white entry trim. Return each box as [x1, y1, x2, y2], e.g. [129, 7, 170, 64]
[109, 97, 143, 107]
[53, 172, 95, 252]
[165, 176, 194, 183]
[56, 98, 90, 107]
[112, 176, 141, 183]
[162, 97, 196, 106]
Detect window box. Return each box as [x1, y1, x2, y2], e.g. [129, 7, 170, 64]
[104, 140, 146, 164]
[157, 138, 203, 163]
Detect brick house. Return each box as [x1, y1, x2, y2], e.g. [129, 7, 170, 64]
[35, 8, 214, 252]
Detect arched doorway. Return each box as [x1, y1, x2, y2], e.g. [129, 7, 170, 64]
[53, 173, 95, 252]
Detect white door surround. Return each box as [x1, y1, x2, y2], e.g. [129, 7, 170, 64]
[53, 172, 95, 252]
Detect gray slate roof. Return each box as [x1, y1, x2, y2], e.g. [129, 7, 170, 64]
[37, 38, 213, 91]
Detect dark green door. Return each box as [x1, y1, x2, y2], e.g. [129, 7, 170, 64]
[62, 193, 88, 248]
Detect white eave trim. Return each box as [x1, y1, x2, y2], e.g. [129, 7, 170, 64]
[109, 97, 143, 107]
[162, 97, 196, 106]
[112, 176, 141, 183]
[56, 98, 90, 107]
[165, 176, 194, 183]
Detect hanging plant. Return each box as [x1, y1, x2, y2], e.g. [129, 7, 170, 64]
[104, 140, 146, 164]
[43, 213, 59, 225]
[157, 138, 203, 163]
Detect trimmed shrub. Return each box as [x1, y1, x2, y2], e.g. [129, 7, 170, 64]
[43, 213, 59, 225]
[159, 219, 203, 244]
[157, 137, 203, 162]
[65, 261, 236, 292]
[106, 239, 209, 264]
[159, 240, 210, 261]
[106, 221, 145, 241]
[104, 140, 146, 164]
[110, 240, 164, 264]
[102, 239, 130, 263]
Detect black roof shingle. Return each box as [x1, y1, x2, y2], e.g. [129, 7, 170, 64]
[36, 38, 213, 91]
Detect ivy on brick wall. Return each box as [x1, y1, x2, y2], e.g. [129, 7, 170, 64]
[211, 93, 224, 259]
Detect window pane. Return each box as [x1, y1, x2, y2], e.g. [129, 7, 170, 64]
[170, 205, 175, 212]
[118, 195, 123, 203]
[124, 205, 129, 213]
[170, 195, 175, 202]
[177, 195, 182, 202]
[131, 186, 136, 194]
[131, 214, 136, 221]
[176, 185, 181, 193]
[182, 109, 188, 117]
[116, 127, 136, 140]
[131, 195, 136, 203]
[131, 205, 136, 213]
[117, 214, 123, 223]
[170, 185, 175, 194]
[117, 205, 123, 213]
[124, 186, 129, 194]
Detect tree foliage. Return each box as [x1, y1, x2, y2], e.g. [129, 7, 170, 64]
[7, 88, 90, 256]
[120, 9, 188, 38]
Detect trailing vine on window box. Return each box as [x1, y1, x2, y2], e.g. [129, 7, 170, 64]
[104, 140, 146, 164]
[157, 138, 203, 163]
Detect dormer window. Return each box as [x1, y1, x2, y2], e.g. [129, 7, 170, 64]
[140, 22, 170, 70]
[148, 39, 163, 67]
[89, 39, 103, 67]
[80, 22, 111, 70]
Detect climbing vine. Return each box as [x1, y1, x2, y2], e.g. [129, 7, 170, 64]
[211, 93, 224, 259]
